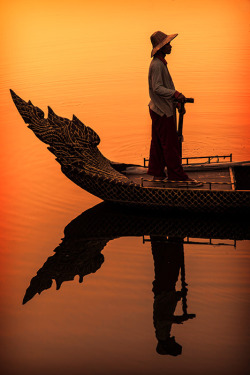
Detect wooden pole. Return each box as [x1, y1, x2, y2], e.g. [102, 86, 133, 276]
[177, 98, 194, 158]
[177, 102, 185, 158]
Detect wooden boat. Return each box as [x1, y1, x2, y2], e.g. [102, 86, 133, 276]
[10, 90, 250, 213]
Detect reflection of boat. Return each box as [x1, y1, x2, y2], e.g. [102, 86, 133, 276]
[10, 90, 250, 212]
[23, 202, 250, 304]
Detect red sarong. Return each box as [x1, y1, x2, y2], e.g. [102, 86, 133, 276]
[147, 109, 188, 181]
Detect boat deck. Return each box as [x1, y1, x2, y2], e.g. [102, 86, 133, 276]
[125, 168, 233, 191]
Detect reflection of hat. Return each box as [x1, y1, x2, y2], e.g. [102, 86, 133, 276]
[150, 31, 178, 57]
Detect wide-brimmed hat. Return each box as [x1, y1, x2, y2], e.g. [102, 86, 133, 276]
[150, 31, 178, 57]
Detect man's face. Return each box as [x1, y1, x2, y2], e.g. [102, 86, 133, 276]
[160, 42, 172, 55]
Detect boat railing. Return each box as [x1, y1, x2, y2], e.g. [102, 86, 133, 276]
[143, 154, 233, 167]
[142, 236, 237, 248]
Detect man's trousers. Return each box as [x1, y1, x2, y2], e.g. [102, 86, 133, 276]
[147, 109, 188, 181]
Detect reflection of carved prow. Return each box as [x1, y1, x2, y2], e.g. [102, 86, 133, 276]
[23, 238, 107, 304]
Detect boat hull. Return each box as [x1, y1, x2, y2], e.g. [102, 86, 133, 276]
[62, 165, 250, 213]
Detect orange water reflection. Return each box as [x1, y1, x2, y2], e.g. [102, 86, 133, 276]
[1, 201, 249, 374]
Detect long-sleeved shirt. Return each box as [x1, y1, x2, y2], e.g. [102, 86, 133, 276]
[148, 57, 176, 117]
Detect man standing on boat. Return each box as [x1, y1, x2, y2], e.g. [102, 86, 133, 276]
[148, 31, 193, 182]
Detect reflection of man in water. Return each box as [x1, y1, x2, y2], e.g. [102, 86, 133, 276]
[151, 236, 195, 356]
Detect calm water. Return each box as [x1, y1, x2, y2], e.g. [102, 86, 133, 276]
[1, 1, 250, 374]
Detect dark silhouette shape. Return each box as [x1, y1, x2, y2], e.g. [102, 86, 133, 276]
[22, 203, 250, 356]
[23, 238, 106, 304]
[23, 203, 250, 304]
[151, 236, 195, 356]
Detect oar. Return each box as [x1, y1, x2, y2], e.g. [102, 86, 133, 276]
[177, 98, 194, 158]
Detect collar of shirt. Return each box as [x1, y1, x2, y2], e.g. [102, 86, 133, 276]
[154, 55, 168, 66]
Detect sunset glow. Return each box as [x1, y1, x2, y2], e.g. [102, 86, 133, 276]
[0, 2, 250, 374]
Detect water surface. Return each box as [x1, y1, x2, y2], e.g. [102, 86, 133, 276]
[1, 1, 250, 374]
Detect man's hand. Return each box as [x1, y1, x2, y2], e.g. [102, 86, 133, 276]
[174, 91, 186, 103]
[177, 104, 186, 115]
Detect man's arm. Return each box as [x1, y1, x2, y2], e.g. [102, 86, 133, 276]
[150, 64, 176, 99]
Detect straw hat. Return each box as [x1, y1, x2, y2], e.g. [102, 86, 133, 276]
[150, 31, 178, 57]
